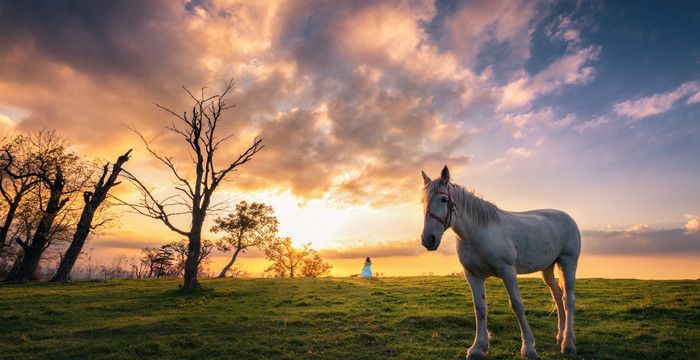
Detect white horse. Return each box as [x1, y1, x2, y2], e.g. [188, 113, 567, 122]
[420, 166, 580, 359]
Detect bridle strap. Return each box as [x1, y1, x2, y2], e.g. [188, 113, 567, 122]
[426, 188, 456, 230]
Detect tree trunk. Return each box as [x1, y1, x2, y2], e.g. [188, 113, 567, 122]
[183, 232, 201, 290]
[5, 170, 66, 283]
[183, 216, 203, 291]
[217, 247, 242, 278]
[6, 251, 23, 280]
[51, 150, 130, 283]
[0, 198, 19, 247]
[8, 245, 44, 282]
[50, 206, 94, 282]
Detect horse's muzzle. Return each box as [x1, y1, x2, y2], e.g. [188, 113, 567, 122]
[422, 234, 439, 251]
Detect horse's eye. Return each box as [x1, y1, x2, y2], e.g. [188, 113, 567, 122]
[441, 198, 447, 203]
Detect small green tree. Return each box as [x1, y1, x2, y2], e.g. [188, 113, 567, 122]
[263, 238, 332, 278]
[300, 250, 332, 277]
[263, 237, 309, 278]
[211, 201, 278, 278]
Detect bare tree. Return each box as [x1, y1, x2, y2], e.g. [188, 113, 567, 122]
[6, 131, 86, 283]
[51, 149, 132, 282]
[128, 255, 149, 278]
[163, 239, 213, 277]
[1, 194, 43, 276]
[0, 135, 41, 250]
[227, 264, 249, 278]
[263, 237, 311, 278]
[139, 246, 175, 278]
[211, 201, 278, 278]
[117, 81, 263, 291]
[97, 254, 130, 280]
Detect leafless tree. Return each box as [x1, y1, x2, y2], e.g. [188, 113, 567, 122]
[133, 240, 212, 279]
[163, 239, 213, 277]
[0, 135, 41, 250]
[139, 246, 175, 278]
[97, 254, 130, 279]
[6, 130, 88, 283]
[211, 201, 278, 278]
[51, 149, 132, 282]
[116, 81, 263, 291]
[128, 255, 149, 279]
[227, 264, 249, 278]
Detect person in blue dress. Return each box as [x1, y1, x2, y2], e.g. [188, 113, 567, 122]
[361, 257, 372, 278]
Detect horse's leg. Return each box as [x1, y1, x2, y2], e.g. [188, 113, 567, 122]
[466, 271, 489, 360]
[557, 256, 578, 356]
[542, 264, 565, 344]
[501, 269, 538, 359]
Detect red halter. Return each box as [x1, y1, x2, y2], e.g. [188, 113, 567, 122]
[426, 187, 457, 230]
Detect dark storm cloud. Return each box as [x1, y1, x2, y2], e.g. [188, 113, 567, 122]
[0, 0, 201, 86]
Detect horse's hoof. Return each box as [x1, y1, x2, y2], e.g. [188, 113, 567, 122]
[467, 346, 487, 360]
[467, 352, 486, 360]
[521, 346, 538, 359]
[561, 344, 576, 357]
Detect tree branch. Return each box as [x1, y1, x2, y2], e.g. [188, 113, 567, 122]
[124, 126, 195, 198]
[117, 169, 190, 237]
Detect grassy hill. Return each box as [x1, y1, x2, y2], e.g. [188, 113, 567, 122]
[1, 277, 698, 359]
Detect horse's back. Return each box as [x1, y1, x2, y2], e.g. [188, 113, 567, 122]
[533, 209, 581, 257]
[502, 209, 581, 273]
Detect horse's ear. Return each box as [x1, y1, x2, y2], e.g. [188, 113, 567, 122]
[440, 165, 450, 184]
[421, 170, 431, 185]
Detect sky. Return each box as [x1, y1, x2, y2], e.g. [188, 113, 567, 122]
[1, 0, 699, 278]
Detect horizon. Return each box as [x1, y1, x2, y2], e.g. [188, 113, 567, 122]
[1, 0, 700, 280]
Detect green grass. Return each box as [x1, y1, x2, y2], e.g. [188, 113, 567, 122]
[1, 277, 699, 359]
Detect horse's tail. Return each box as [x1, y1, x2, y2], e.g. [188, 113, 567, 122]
[559, 210, 582, 258]
[557, 265, 566, 293]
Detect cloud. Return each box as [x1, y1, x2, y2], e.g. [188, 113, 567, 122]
[0, 113, 14, 134]
[582, 216, 700, 255]
[0, 0, 602, 208]
[546, 3, 584, 49]
[686, 91, 700, 105]
[320, 239, 424, 259]
[0, 1, 473, 205]
[500, 107, 575, 138]
[684, 214, 700, 234]
[613, 81, 700, 120]
[322, 215, 700, 258]
[0, 0, 204, 89]
[506, 147, 533, 159]
[497, 46, 600, 112]
[571, 79, 700, 132]
[483, 137, 545, 173]
[90, 233, 174, 250]
[625, 224, 654, 233]
[443, 0, 538, 65]
[573, 115, 611, 132]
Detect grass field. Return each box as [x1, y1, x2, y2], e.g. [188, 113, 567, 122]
[1, 277, 699, 359]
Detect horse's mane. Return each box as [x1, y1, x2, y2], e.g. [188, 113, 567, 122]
[424, 181, 500, 226]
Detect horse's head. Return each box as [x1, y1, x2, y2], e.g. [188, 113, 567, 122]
[420, 165, 455, 251]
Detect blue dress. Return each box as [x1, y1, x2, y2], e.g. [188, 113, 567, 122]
[361, 262, 372, 278]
